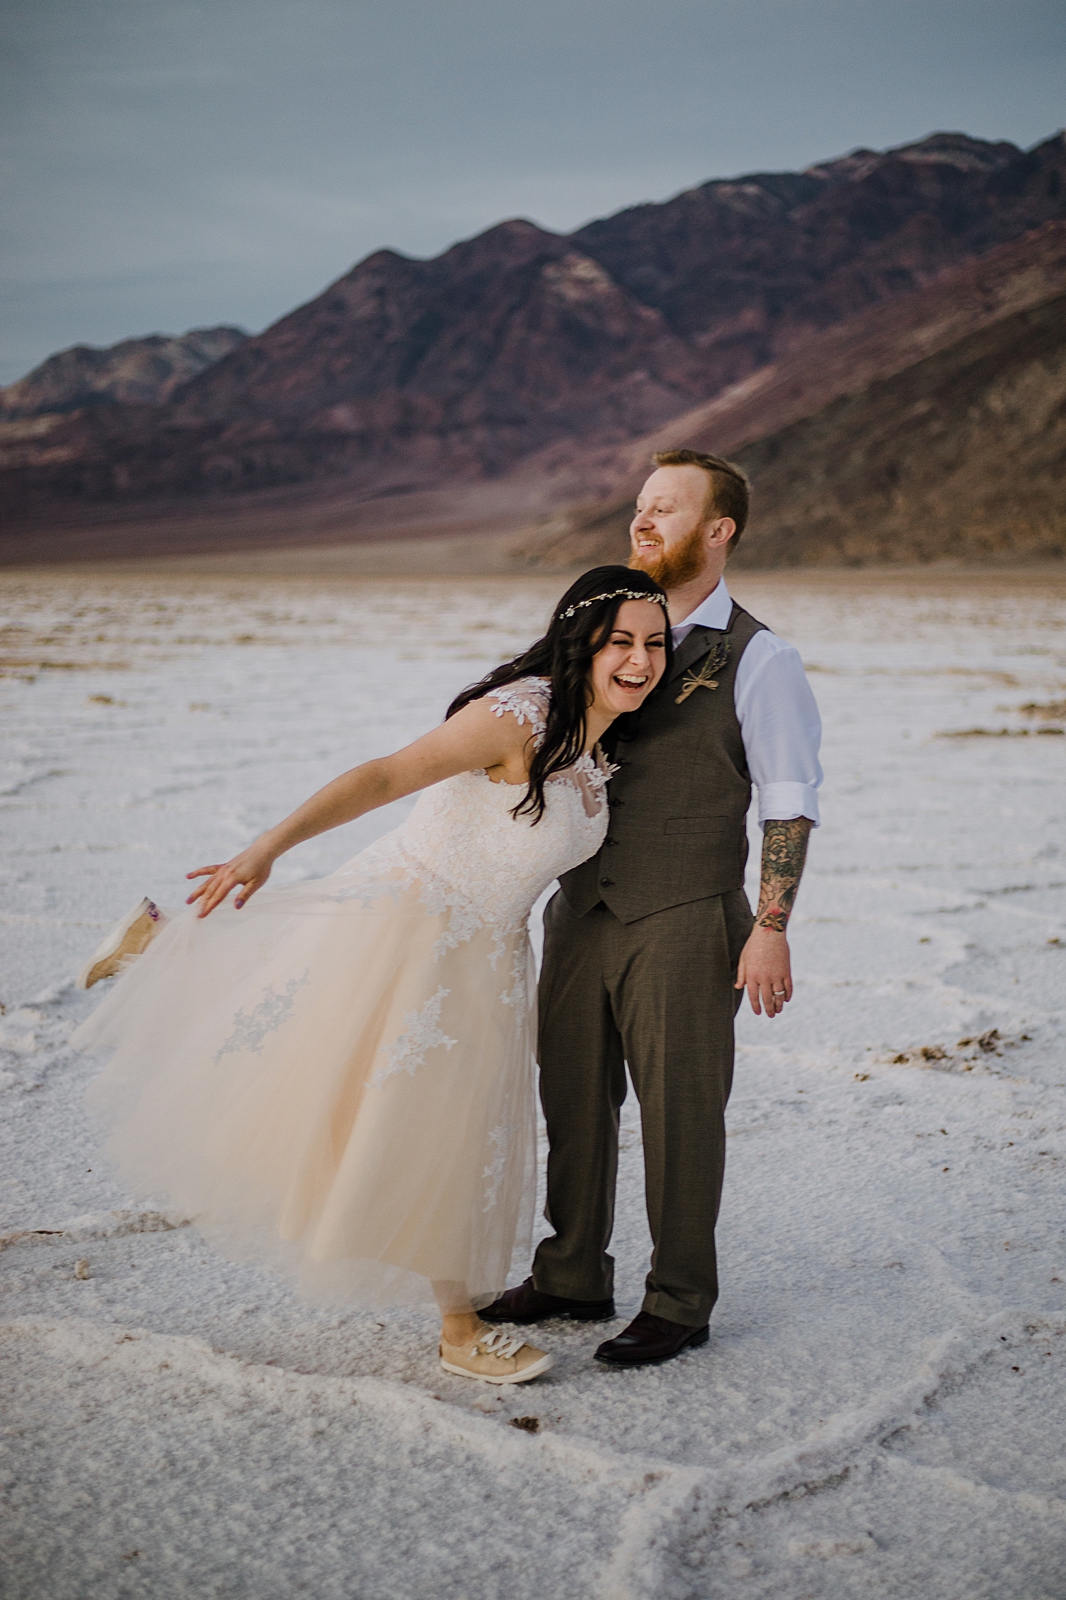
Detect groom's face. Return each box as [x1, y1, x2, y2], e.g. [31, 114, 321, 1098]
[628, 466, 716, 589]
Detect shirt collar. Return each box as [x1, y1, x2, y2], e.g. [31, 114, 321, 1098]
[672, 578, 732, 637]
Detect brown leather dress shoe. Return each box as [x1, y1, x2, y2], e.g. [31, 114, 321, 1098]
[480, 1277, 615, 1325]
[594, 1311, 709, 1366]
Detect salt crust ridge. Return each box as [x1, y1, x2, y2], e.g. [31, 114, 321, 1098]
[4, 1307, 1064, 1600]
[0, 1207, 190, 1253]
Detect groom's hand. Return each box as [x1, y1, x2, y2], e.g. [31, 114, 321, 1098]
[735, 926, 793, 1017]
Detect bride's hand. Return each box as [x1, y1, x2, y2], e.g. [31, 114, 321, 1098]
[185, 838, 278, 917]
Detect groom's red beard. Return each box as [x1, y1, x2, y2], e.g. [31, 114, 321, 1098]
[629, 523, 708, 589]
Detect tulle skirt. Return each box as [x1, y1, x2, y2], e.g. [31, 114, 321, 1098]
[73, 852, 538, 1310]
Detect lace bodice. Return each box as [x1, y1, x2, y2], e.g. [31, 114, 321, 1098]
[331, 677, 612, 943]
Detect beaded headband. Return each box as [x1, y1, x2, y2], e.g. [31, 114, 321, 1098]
[558, 588, 668, 621]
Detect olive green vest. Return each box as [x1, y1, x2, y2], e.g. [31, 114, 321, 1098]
[560, 602, 767, 924]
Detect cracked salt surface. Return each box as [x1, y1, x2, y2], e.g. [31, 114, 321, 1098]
[1, 570, 1065, 1599]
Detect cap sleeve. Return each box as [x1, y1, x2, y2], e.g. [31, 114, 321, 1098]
[485, 676, 550, 748]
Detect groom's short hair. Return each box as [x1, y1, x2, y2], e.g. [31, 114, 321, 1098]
[652, 449, 750, 549]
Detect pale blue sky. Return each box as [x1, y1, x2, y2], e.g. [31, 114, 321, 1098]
[2, 0, 1064, 383]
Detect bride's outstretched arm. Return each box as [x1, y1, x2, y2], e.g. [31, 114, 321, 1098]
[186, 697, 532, 916]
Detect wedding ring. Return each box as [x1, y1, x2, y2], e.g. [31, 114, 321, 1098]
[772, 990, 786, 996]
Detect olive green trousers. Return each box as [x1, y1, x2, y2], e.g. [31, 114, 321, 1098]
[532, 888, 752, 1328]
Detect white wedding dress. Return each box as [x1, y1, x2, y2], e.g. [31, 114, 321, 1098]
[73, 679, 612, 1309]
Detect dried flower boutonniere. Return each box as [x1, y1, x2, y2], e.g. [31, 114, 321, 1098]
[675, 639, 731, 704]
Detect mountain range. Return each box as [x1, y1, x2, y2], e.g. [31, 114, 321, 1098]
[0, 326, 247, 420]
[2, 129, 1065, 567]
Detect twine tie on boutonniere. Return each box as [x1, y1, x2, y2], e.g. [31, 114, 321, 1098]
[676, 639, 731, 704]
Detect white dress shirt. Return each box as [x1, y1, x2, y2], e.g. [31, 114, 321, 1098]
[672, 579, 822, 827]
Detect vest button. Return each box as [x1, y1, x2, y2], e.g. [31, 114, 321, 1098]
[605, 837, 618, 846]
[599, 877, 614, 887]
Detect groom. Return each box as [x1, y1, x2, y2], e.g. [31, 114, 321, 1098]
[484, 449, 822, 1364]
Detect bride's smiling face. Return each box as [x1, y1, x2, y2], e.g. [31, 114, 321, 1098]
[588, 599, 668, 718]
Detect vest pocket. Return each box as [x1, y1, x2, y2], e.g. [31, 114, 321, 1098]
[663, 815, 732, 835]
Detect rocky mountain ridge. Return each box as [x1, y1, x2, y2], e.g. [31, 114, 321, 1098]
[2, 129, 1065, 568]
[0, 326, 247, 419]
[4, 131, 1064, 518]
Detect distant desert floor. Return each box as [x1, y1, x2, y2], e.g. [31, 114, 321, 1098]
[2, 567, 1065, 1599]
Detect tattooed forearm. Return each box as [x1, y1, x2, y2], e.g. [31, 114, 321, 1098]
[755, 818, 812, 933]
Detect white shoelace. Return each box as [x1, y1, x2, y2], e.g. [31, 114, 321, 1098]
[476, 1329, 524, 1360]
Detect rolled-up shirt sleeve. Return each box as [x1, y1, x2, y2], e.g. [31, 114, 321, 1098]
[734, 633, 823, 827]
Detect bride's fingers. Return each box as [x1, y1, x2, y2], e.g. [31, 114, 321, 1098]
[187, 872, 229, 906]
[198, 872, 238, 916]
[186, 856, 269, 913]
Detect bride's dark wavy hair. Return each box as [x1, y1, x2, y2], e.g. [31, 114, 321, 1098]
[446, 564, 672, 823]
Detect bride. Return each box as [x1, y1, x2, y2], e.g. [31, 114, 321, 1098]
[72, 566, 670, 1385]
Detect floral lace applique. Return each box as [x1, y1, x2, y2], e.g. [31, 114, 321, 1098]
[481, 1122, 517, 1212]
[370, 985, 457, 1087]
[577, 751, 617, 796]
[499, 939, 530, 1012]
[562, 750, 617, 819]
[216, 971, 310, 1060]
[486, 677, 550, 746]
[487, 676, 614, 818]
[409, 852, 493, 960]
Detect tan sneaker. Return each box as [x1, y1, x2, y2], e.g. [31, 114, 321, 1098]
[439, 1328, 553, 1385]
[76, 898, 168, 990]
